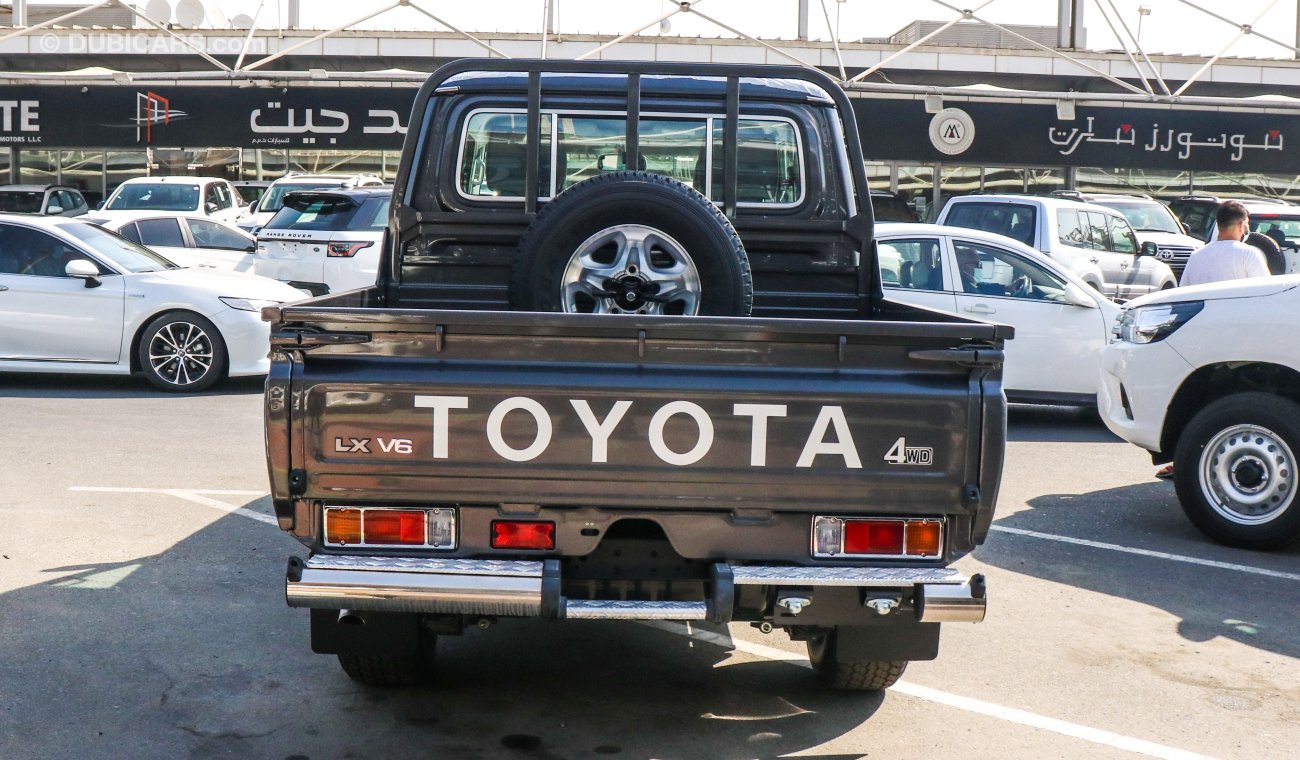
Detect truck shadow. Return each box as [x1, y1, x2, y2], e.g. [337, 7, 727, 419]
[0, 503, 877, 760]
[1007, 404, 1119, 444]
[0, 373, 264, 399]
[982, 483, 1300, 661]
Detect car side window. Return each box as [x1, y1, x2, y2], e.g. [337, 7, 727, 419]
[1057, 209, 1088, 246]
[1107, 215, 1138, 253]
[187, 219, 251, 250]
[879, 237, 945, 291]
[953, 240, 1069, 301]
[215, 184, 235, 209]
[0, 223, 91, 277]
[204, 185, 222, 212]
[1082, 211, 1110, 250]
[135, 218, 186, 248]
[116, 223, 143, 244]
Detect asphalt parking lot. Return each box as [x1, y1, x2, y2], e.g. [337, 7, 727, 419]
[1, 375, 1297, 760]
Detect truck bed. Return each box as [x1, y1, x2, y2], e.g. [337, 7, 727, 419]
[265, 288, 1008, 560]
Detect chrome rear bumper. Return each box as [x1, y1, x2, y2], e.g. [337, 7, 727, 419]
[286, 555, 986, 624]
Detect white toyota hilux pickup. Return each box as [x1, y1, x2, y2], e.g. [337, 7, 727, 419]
[1099, 274, 1300, 549]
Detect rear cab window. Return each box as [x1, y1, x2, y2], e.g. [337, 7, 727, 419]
[944, 202, 1038, 247]
[454, 107, 804, 210]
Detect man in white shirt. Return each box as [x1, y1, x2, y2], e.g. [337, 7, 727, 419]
[1180, 200, 1271, 286]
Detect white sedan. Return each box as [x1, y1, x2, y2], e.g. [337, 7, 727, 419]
[84, 211, 257, 272]
[877, 222, 1120, 406]
[0, 214, 305, 391]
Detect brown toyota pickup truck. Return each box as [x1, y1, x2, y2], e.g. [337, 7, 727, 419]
[265, 59, 1009, 691]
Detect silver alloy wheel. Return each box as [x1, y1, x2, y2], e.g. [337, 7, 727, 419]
[1199, 423, 1297, 525]
[147, 321, 216, 388]
[560, 224, 701, 315]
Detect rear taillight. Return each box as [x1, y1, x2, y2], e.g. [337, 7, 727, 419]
[324, 506, 456, 549]
[327, 241, 373, 258]
[812, 516, 943, 559]
[491, 521, 555, 550]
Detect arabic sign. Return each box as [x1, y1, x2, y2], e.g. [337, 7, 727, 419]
[0, 85, 416, 149]
[853, 97, 1300, 173]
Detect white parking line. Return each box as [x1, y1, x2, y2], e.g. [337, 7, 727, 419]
[643, 621, 1219, 760]
[69, 486, 277, 526]
[991, 525, 1300, 582]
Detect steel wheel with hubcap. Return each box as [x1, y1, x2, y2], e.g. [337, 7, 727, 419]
[1174, 392, 1300, 549]
[137, 312, 227, 392]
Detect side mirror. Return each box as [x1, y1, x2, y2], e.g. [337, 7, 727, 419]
[1063, 282, 1098, 308]
[96, 201, 106, 210]
[1138, 241, 1159, 258]
[46, 205, 63, 215]
[248, 200, 258, 213]
[205, 201, 219, 214]
[65, 259, 102, 288]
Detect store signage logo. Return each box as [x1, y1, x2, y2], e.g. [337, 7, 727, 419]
[132, 91, 189, 144]
[929, 108, 975, 156]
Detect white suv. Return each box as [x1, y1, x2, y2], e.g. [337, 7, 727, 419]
[239, 173, 384, 234]
[101, 176, 244, 224]
[1099, 275, 1300, 549]
[937, 194, 1178, 300]
[254, 187, 390, 296]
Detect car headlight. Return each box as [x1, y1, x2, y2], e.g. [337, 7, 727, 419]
[1113, 301, 1204, 343]
[220, 297, 280, 312]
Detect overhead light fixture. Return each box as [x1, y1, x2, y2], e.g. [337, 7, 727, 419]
[1056, 98, 1076, 120]
[924, 94, 943, 113]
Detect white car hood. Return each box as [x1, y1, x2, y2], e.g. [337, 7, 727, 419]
[1132, 230, 1202, 248]
[141, 268, 308, 301]
[1125, 274, 1300, 308]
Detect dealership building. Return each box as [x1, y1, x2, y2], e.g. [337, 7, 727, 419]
[4, 1, 1300, 217]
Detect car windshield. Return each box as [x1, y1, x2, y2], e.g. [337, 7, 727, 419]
[61, 222, 179, 272]
[1101, 201, 1182, 234]
[872, 195, 917, 222]
[260, 182, 345, 213]
[0, 191, 45, 213]
[944, 202, 1038, 246]
[106, 183, 200, 212]
[265, 194, 362, 231]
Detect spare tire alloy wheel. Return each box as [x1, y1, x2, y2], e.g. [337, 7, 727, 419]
[1174, 393, 1300, 550]
[563, 224, 700, 315]
[511, 171, 753, 316]
[138, 312, 227, 392]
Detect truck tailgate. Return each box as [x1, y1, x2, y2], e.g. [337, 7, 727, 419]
[267, 307, 1006, 521]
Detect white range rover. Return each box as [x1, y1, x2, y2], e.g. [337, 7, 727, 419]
[1099, 274, 1300, 549]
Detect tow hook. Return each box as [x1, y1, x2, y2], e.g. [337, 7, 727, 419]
[865, 593, 903, 616]
[776, 596, 812, 616]
[867, 598, 898, 615]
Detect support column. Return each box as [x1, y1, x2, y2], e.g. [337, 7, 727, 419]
[798, 0, 809, 40]
[13, 0, 27, 27]
[287, 0, 300, 29]
[1057, 0, 1085, 49]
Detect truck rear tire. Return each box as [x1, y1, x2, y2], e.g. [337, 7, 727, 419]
[336, 653, 425, 687]
[806, 628, 909, 691]
[1173, 392, 1300, 550]
[335, 628, 437, 687]
[510, 171, 753, 316]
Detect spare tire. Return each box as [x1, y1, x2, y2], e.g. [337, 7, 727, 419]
[510, 171, 752, 316]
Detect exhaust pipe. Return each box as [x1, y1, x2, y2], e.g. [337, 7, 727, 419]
[916, 575, 987, 623]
